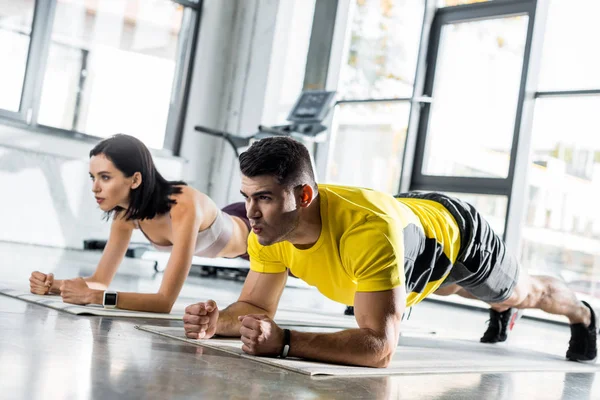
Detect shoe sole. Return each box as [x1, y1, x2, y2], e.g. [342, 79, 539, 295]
[508, 309, 523, 331]
[566, 355, 597, 364]
[480, 334, 507, 344]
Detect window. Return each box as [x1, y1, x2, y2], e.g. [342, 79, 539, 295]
[522, 96, 600, 286]
[337, 0, 424, 100]
[329, 0, 426, 194]
[444, 192, 507, 236]
[531, 0, 600, 276]
[327, 102, 410, 193]
[0, 1, 35, 112]
[421, 16, 529, 178]
[262, 0, 316, 125]
[0, 0, 200, 151]
[538, 0, 600, 91]
[437, 0, 490, 6]
[520, 0, 600, 308]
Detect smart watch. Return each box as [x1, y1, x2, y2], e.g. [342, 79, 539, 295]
[102, 290, 118, 309]
[280, 329, 291, 358]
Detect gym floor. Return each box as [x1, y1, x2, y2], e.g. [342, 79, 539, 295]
[1, 242, 598, 400]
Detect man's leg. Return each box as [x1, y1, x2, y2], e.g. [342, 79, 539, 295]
[462, 269, 596, 362]
[489, 271, 590, 326]
[491, 270, 597, 362]
[425, 192, 596, 361]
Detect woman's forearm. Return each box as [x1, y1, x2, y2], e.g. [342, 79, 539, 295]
[50, 277, 108, 295]
[87, 290, 174, 313]
[82, 277, 109, 291]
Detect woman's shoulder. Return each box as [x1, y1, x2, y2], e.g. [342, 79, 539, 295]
[169, 185, 217, 218]
[111, 210, 136, 229]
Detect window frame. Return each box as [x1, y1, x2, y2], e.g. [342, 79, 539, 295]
[410, 0, 539, 243]
[0, 0, 202, 153]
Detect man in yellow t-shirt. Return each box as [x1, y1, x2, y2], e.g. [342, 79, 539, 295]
[184, 137, 597, 367]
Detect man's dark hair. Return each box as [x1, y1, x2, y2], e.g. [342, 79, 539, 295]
[90, 134, 187, 221]
[239, 137, 316, 189]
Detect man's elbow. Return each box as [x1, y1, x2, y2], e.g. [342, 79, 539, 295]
[367, 341, 396, 368]
[353, 353, 393, 368]
[372, 351, 393, 368]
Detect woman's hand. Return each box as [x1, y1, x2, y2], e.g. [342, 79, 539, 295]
[29, 271, 54, 295]
[60, 278, 92, 305]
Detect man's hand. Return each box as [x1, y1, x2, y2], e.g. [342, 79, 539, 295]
[29, 271, 54, 295]
[183, 300, 219, 339]
[238, 314, 284, 357]
[60, 278, 91, 304]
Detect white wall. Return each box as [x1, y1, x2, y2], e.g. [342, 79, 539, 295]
[180, 0, 285, 206]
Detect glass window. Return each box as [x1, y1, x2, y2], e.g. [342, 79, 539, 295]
[273, 0, 315, 123]
[422, 16, 528, 178]
[37, 0, 190, 149]
[262, 0, 316, 125]
[337, 0, 424, 100]
[521, 97, 600, 305]
[0, 1, 35, 112]
[326, 102, 409, 194]
[437, 0, 490, 6]
[444, 192, 507, 236]
[413, 191, 507, 235]
[538, 0, 600, 91]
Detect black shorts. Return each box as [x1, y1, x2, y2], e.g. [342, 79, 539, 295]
[398, 192, 520, 303]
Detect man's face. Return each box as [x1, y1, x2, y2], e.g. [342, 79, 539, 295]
[241, 174, 300, 246]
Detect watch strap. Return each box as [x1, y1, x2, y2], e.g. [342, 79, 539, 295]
[280, 329, 291, 358]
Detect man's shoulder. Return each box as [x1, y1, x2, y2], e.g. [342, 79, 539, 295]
[321, 184, 402, 213]
[344, 214, 398, 235]
[321, 185, 409, 228]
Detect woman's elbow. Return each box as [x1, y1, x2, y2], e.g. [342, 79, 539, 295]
[159, 305, 174, 314]
[157, 296, 176, 313]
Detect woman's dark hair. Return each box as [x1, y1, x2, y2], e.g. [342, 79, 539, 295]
[239, 136, 316, 189]
[90, 134, 187, 221]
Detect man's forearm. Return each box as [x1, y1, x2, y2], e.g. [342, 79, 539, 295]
[289, 328, 395, 368]
[216, 301, 272, 337]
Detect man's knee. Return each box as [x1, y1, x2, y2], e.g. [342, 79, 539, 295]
[495, 272, 539, 308]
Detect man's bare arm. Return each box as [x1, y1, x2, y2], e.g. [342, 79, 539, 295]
[285, 286, 406, 368]
[216, 269, 288, 336]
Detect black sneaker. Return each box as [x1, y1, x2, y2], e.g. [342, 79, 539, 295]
[480, 308, 522, 343]
[344, 306, 354, 316]
[566, 301, 598, 363]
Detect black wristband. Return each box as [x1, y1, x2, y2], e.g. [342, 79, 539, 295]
[280, 329, 291, 358]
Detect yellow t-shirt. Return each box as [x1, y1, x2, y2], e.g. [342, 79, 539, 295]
[248, 184, 462, 307]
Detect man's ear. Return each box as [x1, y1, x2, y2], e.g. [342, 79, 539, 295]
[131, 172, 142, 190]
[298, 184, 314, 208]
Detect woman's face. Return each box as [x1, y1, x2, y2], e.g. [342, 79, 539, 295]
[89, 154, 138, 212]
